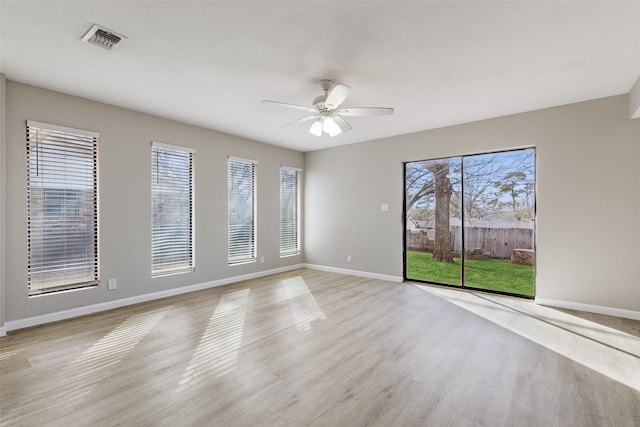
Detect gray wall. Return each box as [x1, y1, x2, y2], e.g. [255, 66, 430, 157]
[4, 81, 303, 324]
[305, 94, 640, 313]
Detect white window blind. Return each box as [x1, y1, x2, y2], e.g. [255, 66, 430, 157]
[280, 166, 301, 256]
[26, 121, 99, 295]
[228, 157, 256, 265]
[151, 142, 195, 276]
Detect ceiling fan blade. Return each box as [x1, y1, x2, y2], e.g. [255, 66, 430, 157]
[325, 83, 351, 109]
[262, 100, 315, 113]
[335, 107, 394, 116]
[282, 115, 318, 128]
[332, 115, 352, 132]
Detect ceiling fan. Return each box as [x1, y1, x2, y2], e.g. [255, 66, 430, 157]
[262, 80, 394, 137]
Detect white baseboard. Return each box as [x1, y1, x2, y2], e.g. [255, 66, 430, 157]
[304, 263, 403, 283]
[535, 297, 640, 321]
[4, 264, 305, 333]
[0, 326, 6, 337]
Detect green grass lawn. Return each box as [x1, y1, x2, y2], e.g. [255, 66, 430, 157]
[406, 251, 534, 297]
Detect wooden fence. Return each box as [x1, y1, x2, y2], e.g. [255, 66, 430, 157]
[407, 227, 534, 259]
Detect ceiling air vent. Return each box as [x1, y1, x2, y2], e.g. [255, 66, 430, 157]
[81, 24, 127, 50]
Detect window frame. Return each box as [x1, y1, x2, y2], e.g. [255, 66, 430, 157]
[279, 166, 302, 257]
[227, 156, 257, 265]
[151, 141, 195, 277]
[26, 120, 100, 296]
[403, 147, 536, 298]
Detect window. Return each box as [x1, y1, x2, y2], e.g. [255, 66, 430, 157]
[44, 189, 80, 217]
[280, 166, 301, 256]
[228, 157, 256, 265]
[26, 121, 99, 295]
[151, 142, 194, 276]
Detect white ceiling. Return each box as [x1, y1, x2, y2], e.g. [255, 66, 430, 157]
[1, 1, 639, 152]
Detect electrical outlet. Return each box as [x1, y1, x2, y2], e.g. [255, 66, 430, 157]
[108, 278, 117, 290]
[347, 254, 352, 263]
[260, 256, 265, 264]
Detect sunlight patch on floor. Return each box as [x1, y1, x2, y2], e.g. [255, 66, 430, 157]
[178, 288, 249, 389]
[283, 276, 326, 333]
[59, 307, 169, 404]
[414, 283, 640, 392]
[0, 348, 22, 361]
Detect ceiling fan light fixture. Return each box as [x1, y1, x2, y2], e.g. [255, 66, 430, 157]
[323, 116, 342, 137]
[309, 120, 323, 136]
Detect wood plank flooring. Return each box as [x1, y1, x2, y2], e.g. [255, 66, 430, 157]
[1, 268, 639, 426]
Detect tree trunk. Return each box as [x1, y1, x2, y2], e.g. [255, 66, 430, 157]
[427, 162, 455, 263]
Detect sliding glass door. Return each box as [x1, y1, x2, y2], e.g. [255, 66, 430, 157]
[404, 148, 535, 297]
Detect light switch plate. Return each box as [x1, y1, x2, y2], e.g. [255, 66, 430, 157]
[381, 203, 389, 212]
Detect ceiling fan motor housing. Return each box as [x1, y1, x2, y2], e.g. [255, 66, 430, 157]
[312, 94, 329, 111]
[313, 79, 335, 111]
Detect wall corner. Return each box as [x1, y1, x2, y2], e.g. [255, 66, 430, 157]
[0, 74, 6, 336]
[630, 74, 640, 119]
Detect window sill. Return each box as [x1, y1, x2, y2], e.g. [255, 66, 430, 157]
[29, 282, 99, 298]
[228, 259, 257, 267]
[280, 252, 301, 259]
[152, 268, 195, 278]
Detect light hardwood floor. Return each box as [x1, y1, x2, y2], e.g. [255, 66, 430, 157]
[1, 269, 639, 426]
